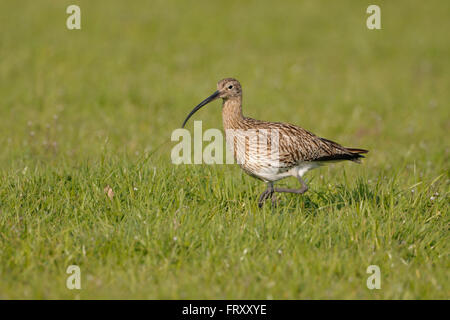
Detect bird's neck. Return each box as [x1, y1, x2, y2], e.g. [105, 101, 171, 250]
[222, 96, 244, 129]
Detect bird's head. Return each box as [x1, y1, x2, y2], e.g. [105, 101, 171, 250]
[217, 78, 242, 99]
[181, 78, 242, 128]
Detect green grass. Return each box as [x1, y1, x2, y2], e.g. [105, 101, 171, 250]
[0, 0, 448, 299]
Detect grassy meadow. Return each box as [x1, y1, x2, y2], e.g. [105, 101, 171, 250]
[0, 0, 448, 299]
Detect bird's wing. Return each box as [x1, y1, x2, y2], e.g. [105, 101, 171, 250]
[244, 118, 364, 165]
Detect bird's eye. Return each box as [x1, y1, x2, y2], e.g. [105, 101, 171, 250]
[228, 85, 233, 89]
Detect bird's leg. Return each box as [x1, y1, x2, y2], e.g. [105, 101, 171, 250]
[271, 190, 278, 207]
[258, 182, 277, 208]
[274, 176, 308, 194]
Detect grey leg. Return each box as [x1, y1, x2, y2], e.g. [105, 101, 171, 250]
[258, 176, 308, 208]
[274, 176, 308, 194]
[258, 182, 277, 208]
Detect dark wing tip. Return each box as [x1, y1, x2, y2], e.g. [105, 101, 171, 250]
[315, 152, 365, 162]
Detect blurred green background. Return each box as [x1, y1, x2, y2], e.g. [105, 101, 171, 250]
[0, 0, 448, 299]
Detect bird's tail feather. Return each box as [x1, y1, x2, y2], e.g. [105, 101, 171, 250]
[316, 148, 369, 163]
[346, 147, 369, 163]
[346, 148, 369, 154]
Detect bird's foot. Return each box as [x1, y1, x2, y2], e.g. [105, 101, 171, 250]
[258, 188, 277, 208]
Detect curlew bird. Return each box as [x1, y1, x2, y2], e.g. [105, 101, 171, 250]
[182, 78, 368, 207]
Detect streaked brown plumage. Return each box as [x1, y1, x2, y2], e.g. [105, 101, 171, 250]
[182, 78, 368, 207]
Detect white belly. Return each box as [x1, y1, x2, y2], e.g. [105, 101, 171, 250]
[246, 161, 320, 182]
[224, 128, 320, 182]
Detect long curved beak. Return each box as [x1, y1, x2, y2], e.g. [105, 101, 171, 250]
[181, 90, 220, 128]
